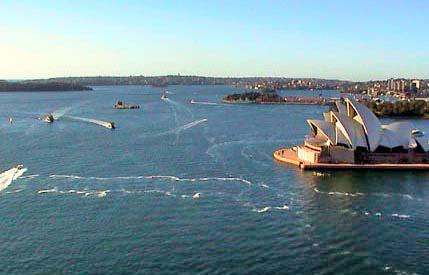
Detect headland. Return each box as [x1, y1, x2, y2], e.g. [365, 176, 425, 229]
[0, 80, 92, 92]
[223, 89, 335, 105]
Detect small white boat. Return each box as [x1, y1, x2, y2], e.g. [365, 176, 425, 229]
[190, 99, 195, 104]
[106, 122, 115, 129]
[161, 95, 168, 100]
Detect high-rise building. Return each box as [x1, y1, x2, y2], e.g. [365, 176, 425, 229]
[388, 78, 395, 91]
[411, 79, 420, 90]
[394, 80, 406, 93]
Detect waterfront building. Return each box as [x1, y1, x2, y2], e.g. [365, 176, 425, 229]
[274, 97, 429, 169]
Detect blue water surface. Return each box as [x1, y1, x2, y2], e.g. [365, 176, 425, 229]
[0, 86, 427, 274]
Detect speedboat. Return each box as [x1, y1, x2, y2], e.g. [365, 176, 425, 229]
[411, 129, 424, 137]
[40, 113, 54, 123]
[106, 122, 115, 129]
[161, 95, 168, 100]
[190, 99, 195, 104]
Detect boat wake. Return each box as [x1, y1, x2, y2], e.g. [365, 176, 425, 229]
[181, 119, 208, 131]
[65, 115, 114, 129]
[49, 173, 253, 185]
[190, 100, 219, 106]
[0, 165, 27, 192]
[147, 119, 208, 138]
[38, 187, 111, 198]
[52, 106, 75, 120]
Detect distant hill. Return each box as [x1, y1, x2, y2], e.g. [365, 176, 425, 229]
[0, 81, 92, 92]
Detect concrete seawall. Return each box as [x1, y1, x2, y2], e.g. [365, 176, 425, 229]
[273, 148, 429, 171]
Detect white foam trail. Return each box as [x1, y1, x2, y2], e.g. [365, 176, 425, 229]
[206, 138, 302, 160]
[168, 99, 194, 119]
[96, 190, 109, 198]
[52, 106, 75, 120]
[37, 188, 111, 198]
[253, 207, 271, 213]
[38, 188, 57, 194]
[391, 213, 410, 218]
[275, 205, 289, 210]
[5, 189, 23, 194]
[190, 101, 218, 105]
[65, 115, 113, 129]
[313, 188, 365, 197]
[0, 166, 27, 192]
[313, 171, 330, 177]
[146, 119, 208, 139]
[181, 119, 208, 131]
[19, 174, 39, 179]
[49, 174, 253, 185]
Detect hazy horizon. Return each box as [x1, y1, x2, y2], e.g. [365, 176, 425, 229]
[3, 75, 428, 83]
[1, 0, 428, 81]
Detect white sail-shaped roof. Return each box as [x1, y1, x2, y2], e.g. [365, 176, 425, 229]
[335, 101, 348, 114]
[345, 98, 382, 151]
[305, 99, 428, 153]
[307, 120, 335, 145]
[331, 112, 367, 149]
[336, 127, 350, 147]
[380, 122, 414, 148]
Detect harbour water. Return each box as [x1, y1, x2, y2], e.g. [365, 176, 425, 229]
[0, 86, 428, 274]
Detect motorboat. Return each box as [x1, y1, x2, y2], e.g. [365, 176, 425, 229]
[38, 113, 54, 123]
[106, 122, 116, 129]
[161, 95, 168, 100]
[411, 129, 424, 137]
[190, 99, 195, 104]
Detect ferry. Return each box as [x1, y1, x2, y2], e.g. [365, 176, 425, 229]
[114, 100, 140, 109]
[161, 95, 168, 100]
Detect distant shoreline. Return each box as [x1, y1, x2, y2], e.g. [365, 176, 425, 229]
[0, 81, 92, 92]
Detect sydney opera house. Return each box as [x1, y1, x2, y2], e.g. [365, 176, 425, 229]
[274, 97, 429, 170]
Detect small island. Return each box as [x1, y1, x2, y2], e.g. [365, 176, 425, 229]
[223, 88, 334, 105]
[0, 80, 92, 92]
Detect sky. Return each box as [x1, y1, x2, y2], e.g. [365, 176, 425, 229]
[0, 0, 428, 81]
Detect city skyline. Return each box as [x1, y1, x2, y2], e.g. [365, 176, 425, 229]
[1, 0, 428, 81]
